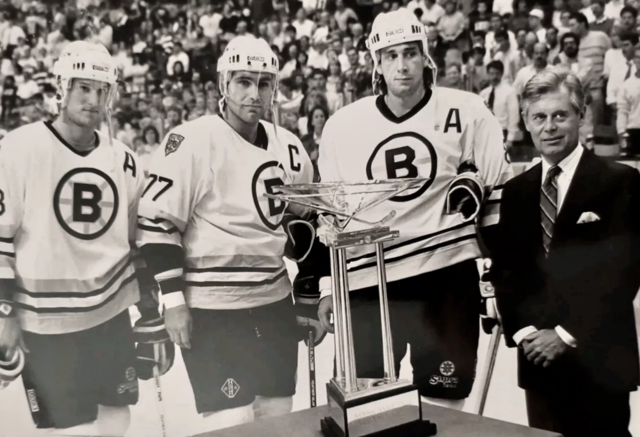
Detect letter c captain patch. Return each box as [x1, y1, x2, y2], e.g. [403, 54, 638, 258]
[165, 134, 185, 156]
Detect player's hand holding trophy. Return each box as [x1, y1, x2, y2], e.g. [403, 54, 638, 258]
[266, 179, 437, 437]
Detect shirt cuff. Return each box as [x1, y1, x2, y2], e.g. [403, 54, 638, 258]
[555, 325, 577, 348]
[513, 326, 538, 345]
[319, 276, 332, 300]
[162, 291, 186, 309]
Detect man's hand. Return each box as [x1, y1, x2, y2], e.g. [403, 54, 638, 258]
[296, 316, 327, 346]
[317, 296, 334, 334]
[164, 304, 192, 349]
[522, 329, 567, 367]
[0, 317, 27, 357]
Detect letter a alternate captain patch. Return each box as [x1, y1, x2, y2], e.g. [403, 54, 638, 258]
[165, 134, 185, 156]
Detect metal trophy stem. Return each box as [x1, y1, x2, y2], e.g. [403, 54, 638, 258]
[375, 243, 395, 383]
[265, 179, 437, 437]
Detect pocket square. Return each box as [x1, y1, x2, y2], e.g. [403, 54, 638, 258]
[577, 211, 600, 224]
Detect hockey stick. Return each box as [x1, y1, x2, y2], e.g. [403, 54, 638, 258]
[474, 325, 502, 416]
[152, 356, 168, 437]
[308, 329, 317, 408]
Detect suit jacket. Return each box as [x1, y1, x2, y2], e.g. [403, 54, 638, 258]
[492, 149, 640, 393]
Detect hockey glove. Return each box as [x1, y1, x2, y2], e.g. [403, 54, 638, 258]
[133, 286, 175, 381]
[134, 315, 175, 380]
[293, 275, 327, 347]
[445, 161, 485, 222]
[0, 347, 24, 390]
[478, 259, 502, 335]
[283, 215, 316, 263]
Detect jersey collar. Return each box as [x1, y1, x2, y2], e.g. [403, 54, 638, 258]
[375, 88, 432, 124]
[217, 114, 269, 150]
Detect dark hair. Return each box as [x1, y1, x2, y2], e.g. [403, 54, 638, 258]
[307, 104, 329, 136]
[560, 32, 580, 51]
[376, 42, 435, 95]
[621, 6, 638, 18]
[571, 12, 589, 29]
[619, 31, 640, 45]
[486, 60, 504, 74]
[494, 28, 509, 41]
[142, 125, 160, 144]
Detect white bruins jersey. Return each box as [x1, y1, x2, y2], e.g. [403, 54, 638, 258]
[0, 122, 145, 334]
[137, 115, 314, 310]
[318, 87, 513, 291]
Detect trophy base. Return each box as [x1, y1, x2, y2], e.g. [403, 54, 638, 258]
[321, 378, 437, 437]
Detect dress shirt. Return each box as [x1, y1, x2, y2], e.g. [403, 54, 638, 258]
[479, 82, 519, 141]
[607, 59, 636, 106]
[512, 144, 584, 348]
[603, 48, 625, 79]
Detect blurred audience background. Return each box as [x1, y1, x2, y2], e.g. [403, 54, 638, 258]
[1, 0, 639, 163]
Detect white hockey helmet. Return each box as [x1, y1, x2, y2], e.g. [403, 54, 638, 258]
[52, 40, 119, 107]
[367, 8, 437, 94]
[217, 35, 280, 115]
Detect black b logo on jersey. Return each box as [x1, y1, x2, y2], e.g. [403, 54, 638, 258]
[53, 168, 119, 240]
[366, 132, 437, 202]
[252, 161, 288, 230]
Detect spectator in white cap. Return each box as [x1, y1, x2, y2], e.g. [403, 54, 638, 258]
[529, 9, 547, 44]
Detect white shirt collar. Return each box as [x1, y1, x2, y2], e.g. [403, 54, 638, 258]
[541, 143, 584, 182]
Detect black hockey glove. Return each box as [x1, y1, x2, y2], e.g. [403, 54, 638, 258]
[445, 161, 485, 222]
[0, 347, 24, 390]
[478, 259, 501, 335]
[293, 274, 327, 347]
[283, 215, 316, 263]
[133, 287, 175, 380]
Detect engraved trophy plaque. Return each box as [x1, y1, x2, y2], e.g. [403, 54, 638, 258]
[265, 179, 437, 437]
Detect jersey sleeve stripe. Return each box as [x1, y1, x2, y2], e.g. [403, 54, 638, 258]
[137, 216, 182, 246]
[0, 250, 15, 259]
[349, 233, 477, 273]
[479, 203, 500, 227]
[346, 222, 474, 265]
[138, 206, 187, 230]
[0, 237, 14, 244]
[137, 222, 180, 234]
[13, 269, 137, 311]
[14, 255, 132, 296]
[185, 254, 287, 270]
[185, 267, 288, 288]
[185, 266, 282, 273]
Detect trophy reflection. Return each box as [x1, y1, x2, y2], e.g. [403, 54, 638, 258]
[266, 179, 437, 437]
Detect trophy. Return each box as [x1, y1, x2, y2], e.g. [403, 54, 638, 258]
[265, 179, 437, 437]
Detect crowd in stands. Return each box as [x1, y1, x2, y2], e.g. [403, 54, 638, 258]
[1, 0, 639, 166]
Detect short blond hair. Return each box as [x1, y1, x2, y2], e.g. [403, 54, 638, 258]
[520, 66, 586, 116]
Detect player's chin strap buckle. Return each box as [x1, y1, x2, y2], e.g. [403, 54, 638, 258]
[0, 348, 25, 390]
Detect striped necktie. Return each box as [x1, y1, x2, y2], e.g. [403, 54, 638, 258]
[541, 165, 562, 253]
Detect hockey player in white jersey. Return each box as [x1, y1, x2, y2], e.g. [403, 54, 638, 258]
[137, 35, 317, 431]
[0, 41, 173, 435]
[315, 8, 512, 410]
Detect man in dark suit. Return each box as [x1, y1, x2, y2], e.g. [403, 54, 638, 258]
[491, 66, 640, 437]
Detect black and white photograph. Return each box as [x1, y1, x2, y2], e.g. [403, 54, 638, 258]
[0, 1, 638, 437]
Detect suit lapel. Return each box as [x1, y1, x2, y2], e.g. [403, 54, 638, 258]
[517, 163, 544, 250]
[555, 150, 602, 232]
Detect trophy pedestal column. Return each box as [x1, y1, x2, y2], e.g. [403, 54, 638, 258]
[321, 378, 437, 437]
